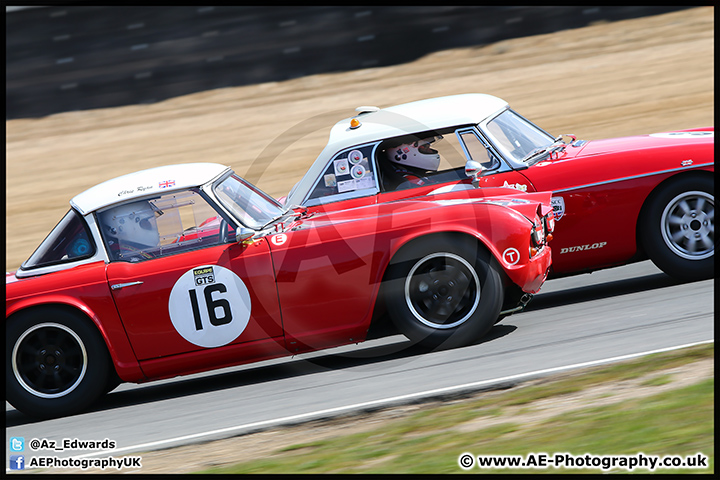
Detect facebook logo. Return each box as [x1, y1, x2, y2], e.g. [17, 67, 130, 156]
[10, 437, 24, 451]
[10, 455, 25, 470]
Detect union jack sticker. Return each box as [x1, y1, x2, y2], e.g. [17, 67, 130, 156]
[159, 180, 175, 188]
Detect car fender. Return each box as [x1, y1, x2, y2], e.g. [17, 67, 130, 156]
[6, 269, 145, 383]
[371, 196, 549, 290]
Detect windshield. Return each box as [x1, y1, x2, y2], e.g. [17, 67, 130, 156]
[484, 109, 554, 165]
[213, 174, 285, 230]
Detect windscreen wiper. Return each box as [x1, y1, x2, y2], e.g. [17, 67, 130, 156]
[521, 134, 576, 164]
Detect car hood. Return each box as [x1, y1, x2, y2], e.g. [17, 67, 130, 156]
[571, 128, 714, 157]
[526, 128, 713, 192]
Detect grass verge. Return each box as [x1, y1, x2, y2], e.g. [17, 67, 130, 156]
[200, 343, 713, 474]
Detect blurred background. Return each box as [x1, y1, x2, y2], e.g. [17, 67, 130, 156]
[6, 6, 689, 119]
[5, 6, 713, 271]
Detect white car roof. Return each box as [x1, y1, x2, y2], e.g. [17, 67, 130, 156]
[287, 93, 508, 205]
[70, 163, 231, 215]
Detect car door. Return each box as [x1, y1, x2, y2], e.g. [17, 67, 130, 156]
[102, 189, 283, 365]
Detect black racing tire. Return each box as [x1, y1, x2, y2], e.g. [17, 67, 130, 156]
[640, 175, 714, 281]
[384, 236, 503, 350]
[104, 370, 122, 394]
[6, 308, 110, 418]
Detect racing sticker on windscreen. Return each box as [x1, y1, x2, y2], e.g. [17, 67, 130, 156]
[338, 179, 356, 193]
[351, 164, 366, 179]
[168, 265, 251, 348]
[348, 150, 363, 164]
[334, 159, 349, 177]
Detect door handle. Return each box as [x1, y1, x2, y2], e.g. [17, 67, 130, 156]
[111, 281, 144, 290]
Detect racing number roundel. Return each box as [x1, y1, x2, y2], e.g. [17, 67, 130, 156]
[168, 265, 251, 348]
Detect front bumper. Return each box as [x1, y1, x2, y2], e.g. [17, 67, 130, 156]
[503, 245, 551, 294]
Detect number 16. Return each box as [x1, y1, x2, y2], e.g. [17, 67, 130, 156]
[188, 284, 233, 330]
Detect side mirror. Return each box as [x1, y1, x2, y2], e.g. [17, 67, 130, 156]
[465, 160, 487, 187]
[236, 227, 256, 245]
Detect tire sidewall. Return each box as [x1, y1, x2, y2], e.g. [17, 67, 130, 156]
[385, 237, 503, 349]
[641, 175, 714, 281]
[6, 308, 109, 418]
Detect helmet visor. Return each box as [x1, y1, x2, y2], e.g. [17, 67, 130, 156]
[418, 143, 438, 155]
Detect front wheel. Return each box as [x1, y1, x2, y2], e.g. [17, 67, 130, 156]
[6, 308, 110, 418]
[384, 237, 503, 349]
[640, 176, 714, 281]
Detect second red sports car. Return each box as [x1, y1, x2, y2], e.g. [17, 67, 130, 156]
[285, 94, 713, 281]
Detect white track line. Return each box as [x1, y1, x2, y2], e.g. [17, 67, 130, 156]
[57, 339, 714, 461]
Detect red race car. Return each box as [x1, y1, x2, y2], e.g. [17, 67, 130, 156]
[286, 94, 713, 281]
[6, 162, 554, 418]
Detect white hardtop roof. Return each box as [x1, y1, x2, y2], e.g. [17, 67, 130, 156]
[287, 93, 509, 205]
[70, 163, 231, 215]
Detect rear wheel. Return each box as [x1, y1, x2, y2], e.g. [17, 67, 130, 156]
[640, 176, 714, 281]
[6, 308, 110, 418]
[384, 237, 503, 349]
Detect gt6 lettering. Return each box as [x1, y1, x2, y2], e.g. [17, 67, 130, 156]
[560, 242, 607, 254]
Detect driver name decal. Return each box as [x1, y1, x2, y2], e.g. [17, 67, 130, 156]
[502, 180, 528, 192]
[169, 265, 251, 348]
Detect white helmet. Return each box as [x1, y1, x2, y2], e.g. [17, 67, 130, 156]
[100, 200, 160, 249]
[387, 136, 442, 172]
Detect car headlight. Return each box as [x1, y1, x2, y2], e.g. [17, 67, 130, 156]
[531, 221, 545, 247]
[544, 212, 555, 233]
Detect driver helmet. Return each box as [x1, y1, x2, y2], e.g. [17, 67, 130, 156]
[387, 136, 442, 172]
[99, 200, 160, 249]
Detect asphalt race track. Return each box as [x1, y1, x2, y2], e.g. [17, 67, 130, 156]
[5, 260, 713, 462]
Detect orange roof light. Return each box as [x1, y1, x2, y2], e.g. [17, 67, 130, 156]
[350, 118, 361, 129]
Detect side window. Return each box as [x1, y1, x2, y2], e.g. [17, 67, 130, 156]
[97, 190, 234, 262]
[377, 130, 488, 191]
[433, 133, 471, 171]
[307, 145, 377, 203]
[22, 209, 96, 269]
[458, 131, 500, 171]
